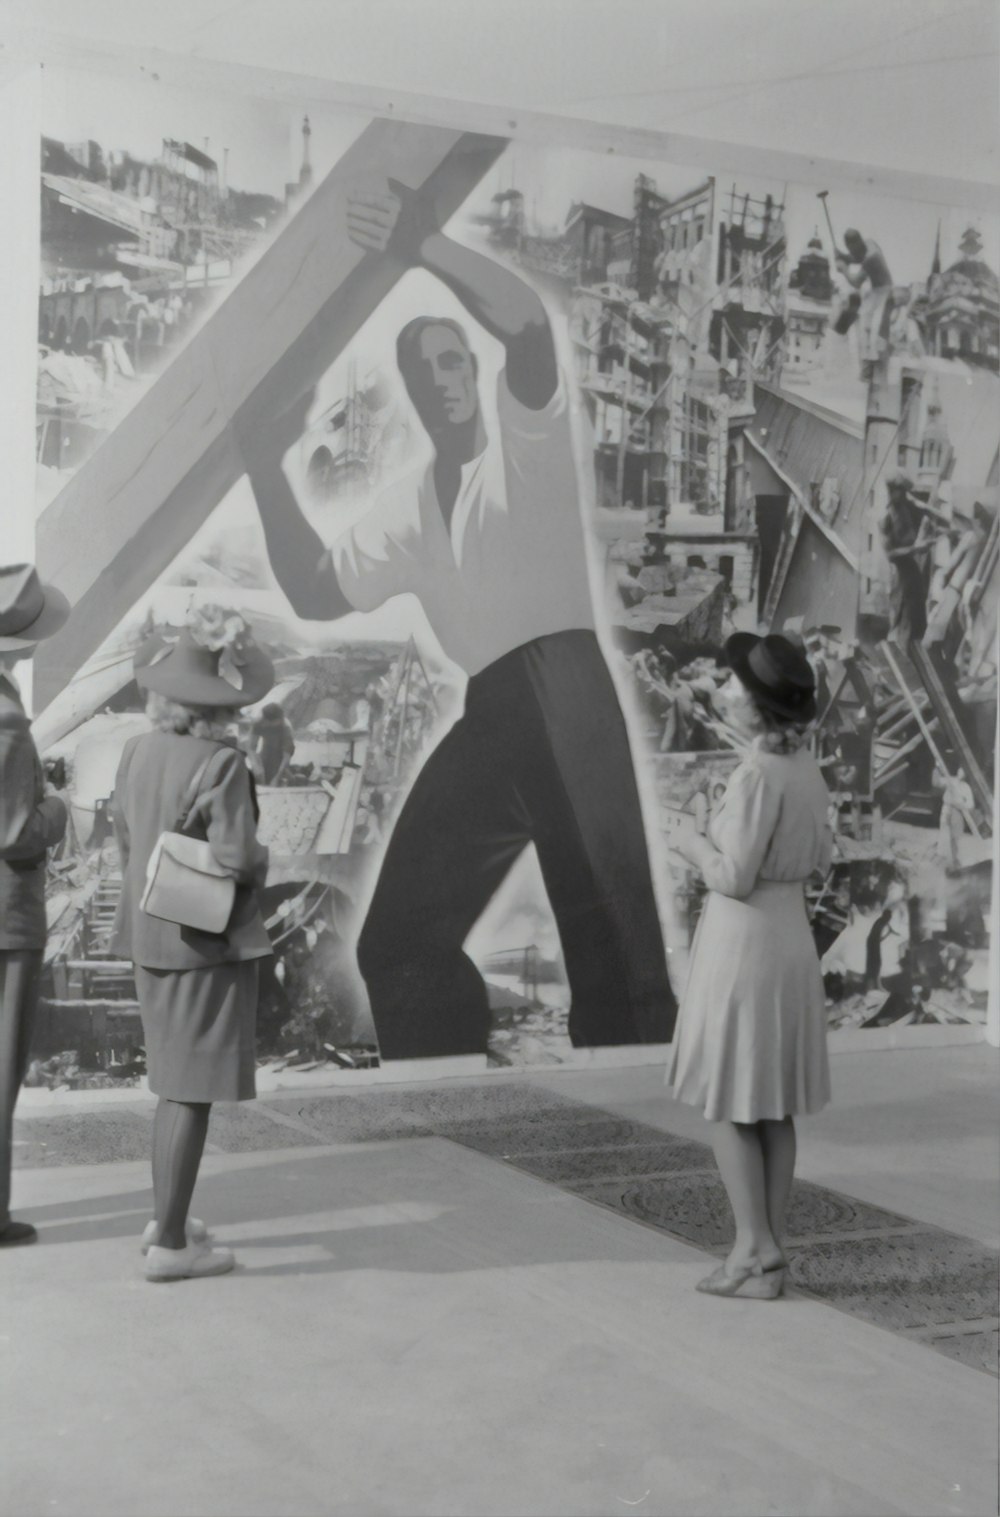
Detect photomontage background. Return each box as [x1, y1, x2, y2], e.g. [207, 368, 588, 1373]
[26, 66, 999, 1085]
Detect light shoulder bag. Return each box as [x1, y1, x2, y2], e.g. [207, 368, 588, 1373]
[140, 749, 237, 933]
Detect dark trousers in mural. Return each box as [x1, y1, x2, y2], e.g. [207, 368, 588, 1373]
[358, 630, 676, 1059]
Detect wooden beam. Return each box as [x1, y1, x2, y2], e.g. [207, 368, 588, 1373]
[34, 120, 506, 712]
[880, 702, 928, 744]
[874, 722, 940, 783]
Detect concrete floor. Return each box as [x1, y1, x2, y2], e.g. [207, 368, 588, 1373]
[527, 1044, 1000, 1249]
[4, 1045, 998, 1517]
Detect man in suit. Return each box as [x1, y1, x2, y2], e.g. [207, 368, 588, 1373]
[0, 565, 71, 1245]
[240, 179, 675, 1062]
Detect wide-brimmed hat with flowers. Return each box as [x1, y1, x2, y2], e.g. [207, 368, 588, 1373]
[134, 605, 274, 709]
[0, 564, 71, 650]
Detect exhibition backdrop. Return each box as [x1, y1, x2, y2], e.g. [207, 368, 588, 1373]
[27, 65, 998, 1076]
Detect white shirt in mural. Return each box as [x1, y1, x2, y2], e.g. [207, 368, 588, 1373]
[328, 370, 596, 676]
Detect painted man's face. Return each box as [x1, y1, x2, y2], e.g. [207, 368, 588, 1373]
[407, 325, 480, 433]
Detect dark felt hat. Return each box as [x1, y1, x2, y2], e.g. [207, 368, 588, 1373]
[0, 564, 71, 650]
[134, 627, 274, 709]
[724, 631, 817, 723]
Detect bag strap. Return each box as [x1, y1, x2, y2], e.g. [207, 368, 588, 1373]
[173, 746, 233, 836]
[115, 733, 142, 794]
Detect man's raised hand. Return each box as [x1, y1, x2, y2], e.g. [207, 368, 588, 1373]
[346, 178, 439, 267]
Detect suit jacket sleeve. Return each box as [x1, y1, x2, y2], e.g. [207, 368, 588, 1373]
[201, 749, 269, 885]
[0, 706, 67, 862]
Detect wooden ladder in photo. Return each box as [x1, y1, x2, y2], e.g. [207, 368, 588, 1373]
[67, 872, 136, 1001]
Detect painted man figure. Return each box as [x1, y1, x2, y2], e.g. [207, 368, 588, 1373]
[241, 179, 675, 1060]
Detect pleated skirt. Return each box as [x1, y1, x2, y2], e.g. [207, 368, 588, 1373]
[135, 960, 260, 1103]
[665, 880, 830, 1123]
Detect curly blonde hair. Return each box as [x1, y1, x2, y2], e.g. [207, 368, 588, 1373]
[750, 702, 815, 754]
[146, 690, 235, 743]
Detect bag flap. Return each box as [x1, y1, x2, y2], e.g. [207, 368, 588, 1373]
[155, 831, 234, 879]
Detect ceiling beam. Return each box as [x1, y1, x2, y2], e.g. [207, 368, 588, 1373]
[14, 27, 999, 213]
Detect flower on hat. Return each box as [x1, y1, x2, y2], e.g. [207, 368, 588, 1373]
[187, 604, 251, 664]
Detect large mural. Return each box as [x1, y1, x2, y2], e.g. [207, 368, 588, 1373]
[26, 69, 998, 1088]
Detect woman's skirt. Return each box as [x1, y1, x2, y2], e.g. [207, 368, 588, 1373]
[665, 880, 830, 1123]
[135, 960, 260, 1103]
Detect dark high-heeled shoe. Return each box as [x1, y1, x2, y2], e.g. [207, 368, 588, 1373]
[696, 1261, 785, 1299]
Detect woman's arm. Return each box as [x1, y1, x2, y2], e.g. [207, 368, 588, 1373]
[201, 750, 269, 886]
[673, 763, 781, 899]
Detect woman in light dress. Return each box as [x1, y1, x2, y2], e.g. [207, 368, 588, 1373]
[666, 633, 832, 1299]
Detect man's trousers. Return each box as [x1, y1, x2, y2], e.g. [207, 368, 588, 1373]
[0, 950, 42, 1227]
[357, 630, 676, 1059]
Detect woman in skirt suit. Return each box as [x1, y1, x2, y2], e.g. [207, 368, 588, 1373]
[666, 633, 832, 1299]
[111, 609, 275, 1282]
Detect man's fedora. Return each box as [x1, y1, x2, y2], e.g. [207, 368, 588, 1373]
[135, 628, 274, 709]
[0, 564, 71, 651]
[724, 631, 817, 723]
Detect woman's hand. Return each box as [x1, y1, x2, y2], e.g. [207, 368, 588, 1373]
[668, 814, 705, 866]
[671, 833, 699, 866]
